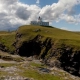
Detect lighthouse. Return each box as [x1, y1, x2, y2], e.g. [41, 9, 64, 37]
[38, 16, 42, 22]
[30, 16, 49, 26]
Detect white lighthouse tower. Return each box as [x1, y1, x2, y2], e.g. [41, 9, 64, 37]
[30, 16, 49, 26]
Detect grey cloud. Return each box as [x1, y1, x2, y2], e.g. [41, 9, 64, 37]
[0, 12, 7, 19]
[0, 0, 17, 5]
[0, 18, 22, 30]
[67, 8, 76, 16]
[15, 7, 32, 20]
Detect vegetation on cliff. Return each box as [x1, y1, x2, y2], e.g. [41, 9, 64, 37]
[0, 25, 80, 77]
[0, 25, 80, 52]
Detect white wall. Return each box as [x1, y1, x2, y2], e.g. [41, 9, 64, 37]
[31, 21, 49, 26]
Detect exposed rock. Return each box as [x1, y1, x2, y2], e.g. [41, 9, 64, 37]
[33, 29, 41, 32]
[48, 60, 61, 68]
[38, 67, 51, 73]
[0, 43, 8, 52]
[13, 34, 80, 77]
[1, 32, 80, 78]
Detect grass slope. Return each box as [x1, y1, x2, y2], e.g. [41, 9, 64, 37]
[0, 31, 16, 52]
[0, 25, 80, 52]
[0, 25, 80, 79]
[18, 25, 80, 47]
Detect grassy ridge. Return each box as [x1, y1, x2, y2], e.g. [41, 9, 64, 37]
[0, 25, 80, 52]
[18, 25, 80, 40]
[0, 31, 16, 52]
[18, 25, 80, 47]
[0, 25, 80, 79]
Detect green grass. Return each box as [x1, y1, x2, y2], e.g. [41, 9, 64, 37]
[0, 31, 16, 52]
[30, 62, 46, 68]
[18, 25, 80, 40]
[0, 25, 80, 53]
[19, 69, 63, 80]
[0, 63, 15, 67]
[0, 71, 8, 77]
[30, 62, 42, 67]
[17, 25, 80, 47]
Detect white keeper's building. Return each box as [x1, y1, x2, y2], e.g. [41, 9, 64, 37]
[30, 17, 49, 26]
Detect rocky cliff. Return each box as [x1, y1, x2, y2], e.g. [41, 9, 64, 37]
[13, 33, 80, 77]
[0, 25, 80, 77]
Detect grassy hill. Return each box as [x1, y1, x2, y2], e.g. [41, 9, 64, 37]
[0, 25, 80, 77]
[0, 25, 80, 52]
[17, 25, 80, 47]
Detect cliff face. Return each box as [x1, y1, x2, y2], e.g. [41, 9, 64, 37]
[1, 25, 80, 77]
[14, 34, 52, 58]
[59, 47, 80, 76]
[18, 35, 42, 57]
[12, 33, 80, 77]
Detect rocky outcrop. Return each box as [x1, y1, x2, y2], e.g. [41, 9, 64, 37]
[47, 45, 80, 77]
[11, 33, 80, 77]
[58, 47, 80, 76]
[0, 43, 8, 52]
[13, 34, 52, 58]
[12, 32, 22, 54]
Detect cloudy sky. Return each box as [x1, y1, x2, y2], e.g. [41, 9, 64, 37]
[0, 0, 80, 31]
